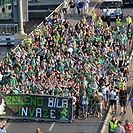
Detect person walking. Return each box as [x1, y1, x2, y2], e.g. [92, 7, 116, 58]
[81, 91, 88, 119]
[97, 17, 103, 27]
[75, 98, 80, 119]
[109, 86, 118, 114]
[116, 16, 122, 27]
[90, 10, 96, 25]
[127, 28, 132, 50]
[78, 0, 85, 16]
[105, 8, 111, 27]
[114, 121, 125, 133]
[119, 85, 128, 115]
[84, 0, 90, 14]
[62, 0, 68, 14]
[69, 0, 76, 17]
[75, 0, 80, 14]
[114, 7, 121, 19]
[124, 119, 133, 133]
[93, 90, 103, 118]
[109, 116, 118, 133]
[126, 15, 132, 29]
[90, 10, 96, 20]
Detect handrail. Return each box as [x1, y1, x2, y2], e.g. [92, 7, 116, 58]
[0, 24, 18, 26]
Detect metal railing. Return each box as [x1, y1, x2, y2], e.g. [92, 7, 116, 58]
[0, 24, 18, 34]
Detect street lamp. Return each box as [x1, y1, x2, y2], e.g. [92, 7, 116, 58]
[18, 0, 25, 35]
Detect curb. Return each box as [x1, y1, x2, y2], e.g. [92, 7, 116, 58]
[99, 108, 111, 133]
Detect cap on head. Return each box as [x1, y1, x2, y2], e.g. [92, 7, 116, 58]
[125, 119, 130, 123]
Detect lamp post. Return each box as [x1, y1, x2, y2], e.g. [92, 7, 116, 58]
[18, 0, 25, 35]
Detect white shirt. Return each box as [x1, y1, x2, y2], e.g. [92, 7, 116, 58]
[101, 86, 107, 95]
[0, 74, 3, 81]
[109, 89, 118, 100]
[72, 96, 76, 105]
[68, 47, 73, 54]
[84, 0, 90, 4]
[62, 1, 67, 8]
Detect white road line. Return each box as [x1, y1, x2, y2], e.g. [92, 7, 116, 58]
[48, 122, 55, 131]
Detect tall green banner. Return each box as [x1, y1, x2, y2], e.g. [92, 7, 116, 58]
[0, 94, 73, 122]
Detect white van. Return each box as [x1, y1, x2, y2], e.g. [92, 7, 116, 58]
[0, 33, 15, 46]
[101, 0, 123, 20]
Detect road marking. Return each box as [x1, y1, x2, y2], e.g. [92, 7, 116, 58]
[48, 122, 55, 131]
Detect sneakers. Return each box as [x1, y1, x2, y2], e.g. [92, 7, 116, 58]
[111, 111, 115, 114]
[87, 113, 90, 117]
[98, 113, 102, 118]
[100, 113, 103, 117]
[78, 116, 80, 119]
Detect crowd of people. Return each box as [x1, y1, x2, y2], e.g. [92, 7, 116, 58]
[62, 0, 90, 16]
[0, 0, 132, 122]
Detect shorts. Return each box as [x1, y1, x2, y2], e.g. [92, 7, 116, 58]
[62, 8, 67, 13]
[97, 103, 102, 112]
[79, 8, 83, 12]
[110, 100, 116, 106]
[70, 8, 76, 13]
[120, 100, 126, 107]
[103, 95, 107, 102]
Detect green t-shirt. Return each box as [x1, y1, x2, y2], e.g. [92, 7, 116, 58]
[96, 93, 103, 103]
[11, 77, 17, 86]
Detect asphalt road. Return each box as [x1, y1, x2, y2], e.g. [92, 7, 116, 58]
[4, 3, 133, 133]
[6, 117, 103, 133]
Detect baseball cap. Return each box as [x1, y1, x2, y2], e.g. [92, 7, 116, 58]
[125, 119, 130, 123]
